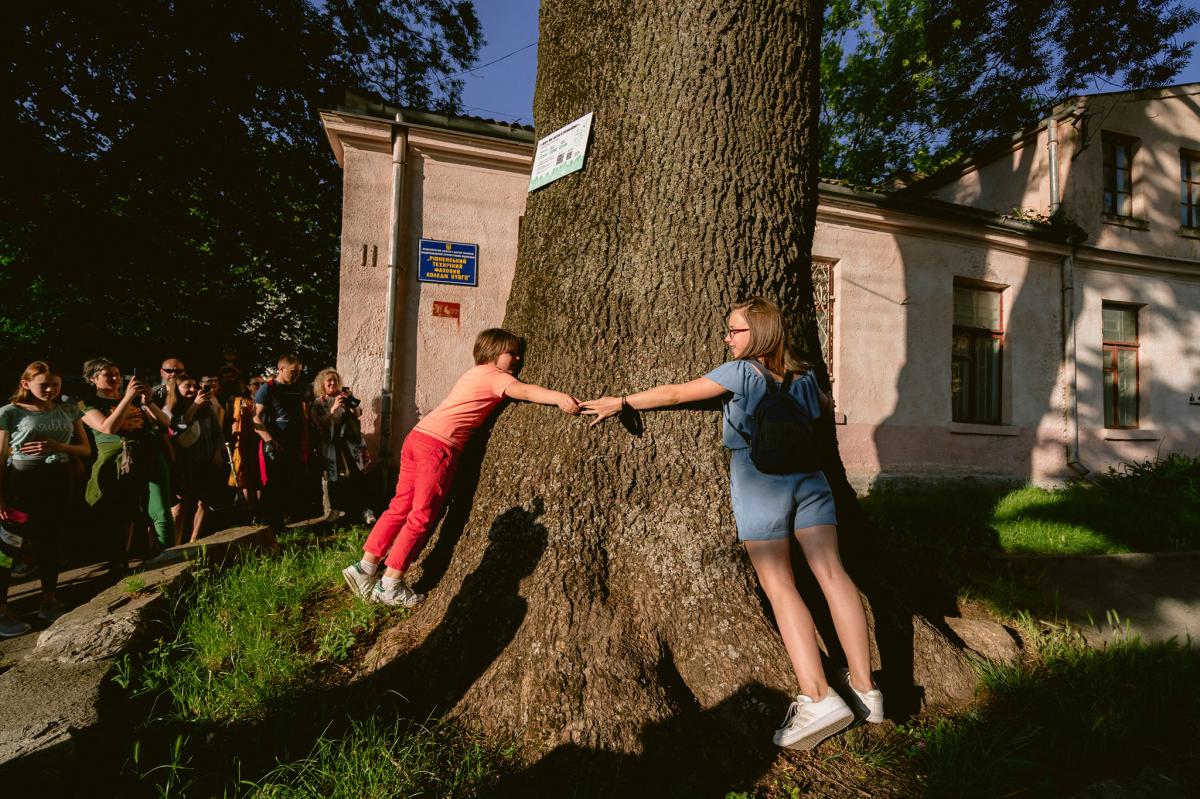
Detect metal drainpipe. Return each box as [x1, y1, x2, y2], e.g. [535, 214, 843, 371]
[379, 114, 406, 460]
[1049, 116, 1088, 477]
[1048, 117, 1061, 216]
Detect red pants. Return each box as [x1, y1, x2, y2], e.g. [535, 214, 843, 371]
[363, 430, 459, 573]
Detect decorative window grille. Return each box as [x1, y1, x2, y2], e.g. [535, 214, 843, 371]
[812, 260, 834, 375]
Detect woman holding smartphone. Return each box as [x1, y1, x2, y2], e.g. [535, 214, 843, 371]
[80, 357, 170, 577]
[171, 374, 225, 543]
[0, 361, 92, 636]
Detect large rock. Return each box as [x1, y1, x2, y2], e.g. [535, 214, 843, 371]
[0, 659, 113, 772]
[944, 616, 1021, 666]
[31, 562, 189, 664]
[0, 524, 278, 784]
[138, 523, 278, 570]
[911, 614, 981, 709]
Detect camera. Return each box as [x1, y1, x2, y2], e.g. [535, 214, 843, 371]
[340, 387, 361, 409]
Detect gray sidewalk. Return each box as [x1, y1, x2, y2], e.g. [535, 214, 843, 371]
[996, 551, 1200, 647]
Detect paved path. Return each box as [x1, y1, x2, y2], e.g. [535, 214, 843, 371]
[997, 551, 1200, 647]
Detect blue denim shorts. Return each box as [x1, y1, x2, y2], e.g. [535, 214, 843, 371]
[729, 448, 838, 541]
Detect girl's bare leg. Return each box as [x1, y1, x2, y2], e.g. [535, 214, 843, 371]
[794, 524, 874, 692]
[190, 502, 207, 543]
[745, 539, 829, 699]
[171, 503, 184, 546]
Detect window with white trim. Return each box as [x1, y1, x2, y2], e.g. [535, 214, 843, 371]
[1102, 134, 1134, 218]
[1102, 303, 1140, 429]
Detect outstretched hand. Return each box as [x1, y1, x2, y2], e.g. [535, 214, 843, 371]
[558, 394, 582, 415]
[579, 396, 623, 427]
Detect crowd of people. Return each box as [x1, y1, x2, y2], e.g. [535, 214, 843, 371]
[0, 351, 376, 639]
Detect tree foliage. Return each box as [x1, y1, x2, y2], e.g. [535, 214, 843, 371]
[821, 0, 1200, 183]
[0, 1, 481, 378]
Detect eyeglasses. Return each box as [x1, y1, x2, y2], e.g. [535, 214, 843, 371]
[725, 328, 749, 337]
[162, 367, 185, 373]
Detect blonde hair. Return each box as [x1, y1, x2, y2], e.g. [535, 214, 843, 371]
[313, 367, 341, 396]
[11, 361, 60, 404]
[731, 297, 808, 376]
[473, 328, 524, 366]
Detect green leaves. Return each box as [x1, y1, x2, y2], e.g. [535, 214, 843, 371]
[1, 1, 481, 375]
[820, 0, 1200, 184]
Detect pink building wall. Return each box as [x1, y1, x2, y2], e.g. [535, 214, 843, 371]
[321, 108, 533, 458]
[815, 190, 1073, 490]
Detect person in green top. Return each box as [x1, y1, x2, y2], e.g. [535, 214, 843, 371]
[0, 361, 92, 638]
[79, 357, 171, 577]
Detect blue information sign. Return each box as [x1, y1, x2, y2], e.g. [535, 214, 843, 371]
[418, 239, 478, 287]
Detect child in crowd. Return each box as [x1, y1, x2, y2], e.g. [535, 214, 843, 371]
[581, 297, 884, 751]
[342, 328, 579, 607]
[0, 362, 92, 636]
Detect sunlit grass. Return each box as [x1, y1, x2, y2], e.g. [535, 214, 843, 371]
[863, 455, 1200, 558]
[123, 526, 396, 724]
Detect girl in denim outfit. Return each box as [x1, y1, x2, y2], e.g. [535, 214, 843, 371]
[582, 296, 883, 750]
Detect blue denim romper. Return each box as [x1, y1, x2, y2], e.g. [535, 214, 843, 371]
[704, 360, 837, 541]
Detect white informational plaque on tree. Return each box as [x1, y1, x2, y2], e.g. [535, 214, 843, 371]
[528, 112, 593, 192]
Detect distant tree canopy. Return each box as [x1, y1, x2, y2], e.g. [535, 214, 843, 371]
[821, 0, 1200, 184]
[0, 1, 480, 380]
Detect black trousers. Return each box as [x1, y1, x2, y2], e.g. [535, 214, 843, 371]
[0, 462, 70, 601]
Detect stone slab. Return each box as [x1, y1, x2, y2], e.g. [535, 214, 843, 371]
[31, 561, 189, 664]
[0, 659, 112, 769]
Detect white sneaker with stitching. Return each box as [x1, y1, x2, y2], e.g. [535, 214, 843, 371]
[772, 691, 855, 750]
[370, 580, 424, 608]
[341, 562, 378, 599]
[838, 668, 885, 723]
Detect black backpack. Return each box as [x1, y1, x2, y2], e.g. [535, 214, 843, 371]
[737, 359, 822, 474]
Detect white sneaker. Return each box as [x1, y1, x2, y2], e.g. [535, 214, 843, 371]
[773, 691, 855, 750]
[370, 580, 424, 608]
[838, 668, 885, 723]
[341, 562, 378, 599]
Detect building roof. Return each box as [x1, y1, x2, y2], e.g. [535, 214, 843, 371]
[902, 82, 1200, 195]
[330, 89, 536, 146]
[818, 180, 1078, 244]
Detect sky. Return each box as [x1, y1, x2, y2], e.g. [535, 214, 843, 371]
[458, 0, 1200, 129]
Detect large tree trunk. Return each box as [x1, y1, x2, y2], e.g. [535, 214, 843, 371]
[361, 0, 971, 784]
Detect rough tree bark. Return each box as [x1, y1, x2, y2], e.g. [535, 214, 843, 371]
[361, 0, 973, 780]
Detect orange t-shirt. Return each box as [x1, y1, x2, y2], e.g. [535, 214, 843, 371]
[415, 364, 518, 451]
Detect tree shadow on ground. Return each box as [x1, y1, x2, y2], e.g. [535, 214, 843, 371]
[489, 678, 790, 798]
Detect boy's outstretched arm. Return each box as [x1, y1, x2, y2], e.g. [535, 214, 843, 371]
[504, 380, 581, 414]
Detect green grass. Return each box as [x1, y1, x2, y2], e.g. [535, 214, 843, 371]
[124, 526, 394, 723]
[864, 461, 1200, 559]
[914, 617, 1200, 798]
